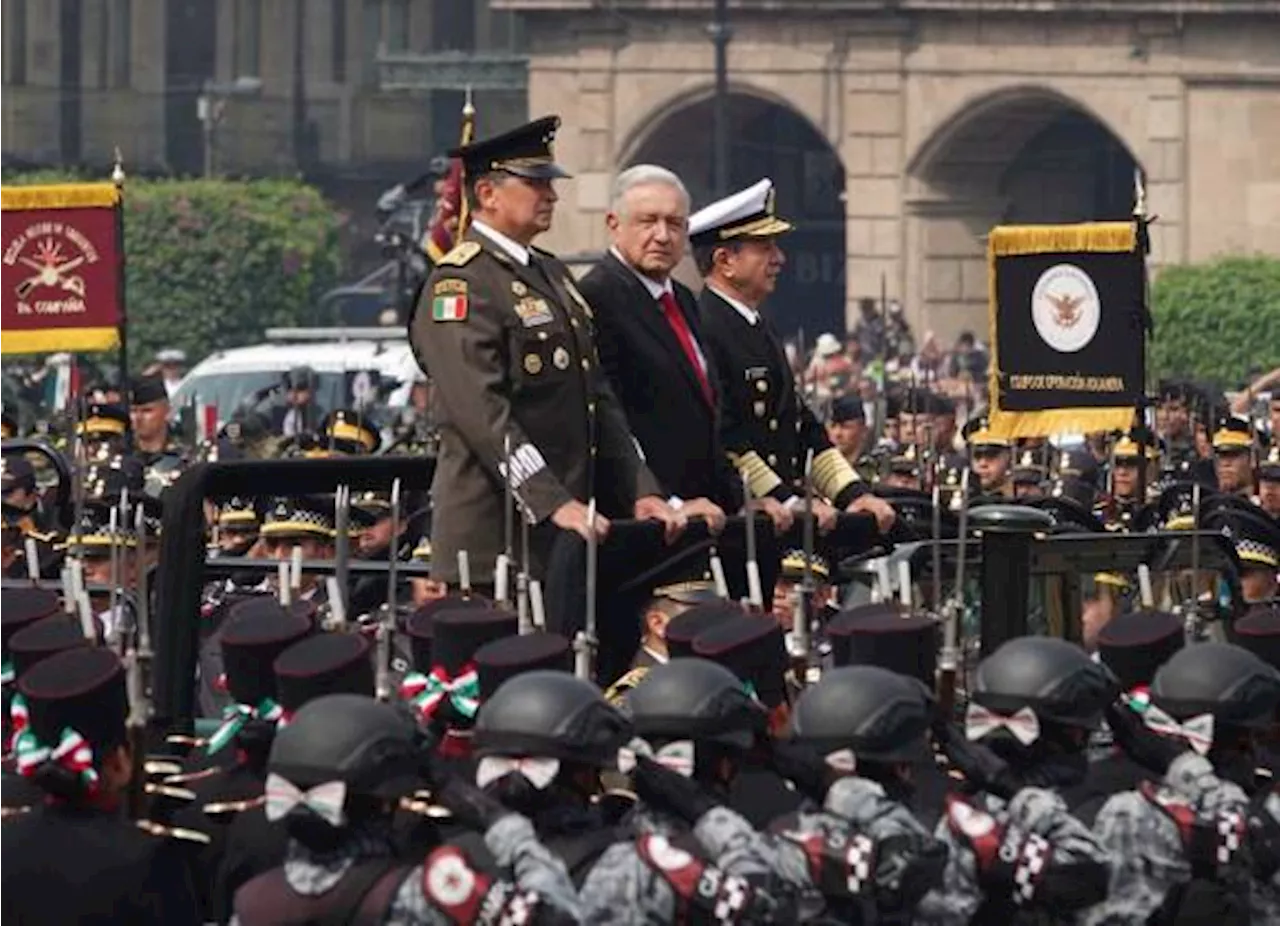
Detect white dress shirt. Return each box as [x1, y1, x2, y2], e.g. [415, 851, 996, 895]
[473, 220, 530, 266]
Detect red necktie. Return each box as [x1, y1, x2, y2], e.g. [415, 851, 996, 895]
[659, 291, 713, 405]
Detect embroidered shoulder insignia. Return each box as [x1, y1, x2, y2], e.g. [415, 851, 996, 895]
[435, 241, 480, 267]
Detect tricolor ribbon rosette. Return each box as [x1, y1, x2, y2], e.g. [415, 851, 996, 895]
[399, 663, 480, 722]
[964, 703, 1041, 746]
[264, 772, 347, 827]
[475, 755, 561, 790]
[616, 737, 695, 777]
[1, 658, 14, 686]
[14, 726, 99, 794]
[6, 693, 29, 754]
[206, 698, 284, 755]
[1142, 705, 1214, 755]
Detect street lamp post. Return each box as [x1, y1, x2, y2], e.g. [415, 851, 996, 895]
[196, 76, 264, 178]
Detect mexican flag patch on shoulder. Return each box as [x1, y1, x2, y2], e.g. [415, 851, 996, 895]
[431, 279, 469, 322]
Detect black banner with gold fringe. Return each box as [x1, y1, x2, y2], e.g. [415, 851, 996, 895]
[987, 221, 1146, 439]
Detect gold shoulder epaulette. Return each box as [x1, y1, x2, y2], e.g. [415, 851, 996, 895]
[203, 795, 265, 817]
[136, 819, 213, 844]
[604, 667, 648, 706]
[435, 240, 481, 267]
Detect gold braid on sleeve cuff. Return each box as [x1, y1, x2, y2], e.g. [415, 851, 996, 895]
[727, 450, 783, 498]
[811, 447, 859, 502]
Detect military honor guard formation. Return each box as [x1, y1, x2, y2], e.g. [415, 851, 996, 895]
[3, 112, 1280, 925]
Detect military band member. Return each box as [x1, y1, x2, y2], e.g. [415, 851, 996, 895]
[1212, 414, 1257, 498]
[962, 413, 1011, 497]
[409, 116, 682, 589]
[690, 178, 895, 535]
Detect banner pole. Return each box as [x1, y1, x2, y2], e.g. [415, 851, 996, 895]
[111, 149, 131, 453]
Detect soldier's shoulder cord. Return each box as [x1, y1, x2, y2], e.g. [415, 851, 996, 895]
[434, 241, 481, 268]
[604, 667, 648, 707]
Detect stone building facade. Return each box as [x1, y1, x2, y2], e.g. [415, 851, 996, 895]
[501, 0, 1280, 340]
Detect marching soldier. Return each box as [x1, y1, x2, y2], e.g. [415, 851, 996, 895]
[690, 178, 895, 537]
[962, 413, 1012, 498]
[472, 664, 788, 921]
[1213, 414, 1258, 499]
[408, 115, 681, 590]
[2, 647, 200, 924]
[1099, 427, 1160, 530]
[1091, 642, 1280, 923]
[230, 693, 582, 925]
[923, 637, 1116, 924]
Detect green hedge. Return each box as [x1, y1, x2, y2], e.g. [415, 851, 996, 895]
[1150, 256, 1280, 388]
[3, 173, 344, 371]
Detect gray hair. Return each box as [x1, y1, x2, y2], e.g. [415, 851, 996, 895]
[610, 164, 691, 217]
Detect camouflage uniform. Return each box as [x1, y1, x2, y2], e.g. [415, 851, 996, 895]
[916, 786, 1111, 925]
[229, 814, 580, 926]
[1086, 752, 1273, 924]
[580, 805, 785, 924]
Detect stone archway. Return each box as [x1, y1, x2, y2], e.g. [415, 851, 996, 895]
[625, 90, 846, 341]
[905, 87, 1142, 342]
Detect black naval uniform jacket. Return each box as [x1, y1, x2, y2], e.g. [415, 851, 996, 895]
[698, 286, 867, 509]
[409, 227, 662, 585]
[1, 801, 200, 925]
[579, 251, 743, 513]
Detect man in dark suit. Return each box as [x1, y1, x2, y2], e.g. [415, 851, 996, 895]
[691, 179, 896, 536]
[577, 164, 792, 537]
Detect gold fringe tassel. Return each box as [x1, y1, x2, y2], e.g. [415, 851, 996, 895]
[2, 327, 121, 355]
[986, 221, 1139, 439]
[727, 450, 782, 499]
[810, 447, 857, 502]
[988, 222, 1136, 258]
[987, 407, 1137, 441]
[1, 183, 121, 211]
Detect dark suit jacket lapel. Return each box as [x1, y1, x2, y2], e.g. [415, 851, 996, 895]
[603, 252, 711, 409]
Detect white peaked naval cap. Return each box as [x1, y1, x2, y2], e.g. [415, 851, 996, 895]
[688, 178, 795, 246]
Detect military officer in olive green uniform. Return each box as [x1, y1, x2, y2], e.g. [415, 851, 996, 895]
[409, 115, 683, 588]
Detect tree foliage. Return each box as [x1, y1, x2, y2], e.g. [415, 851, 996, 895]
[1150, 256, 1280, 388]
[3, 173, 344, 371]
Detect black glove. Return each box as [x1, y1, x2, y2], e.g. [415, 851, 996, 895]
[1104, 700, 1185, 776]
[436, 777, 512, 832]
[632, 756, 719, 824]
[932, 720, 1021, 800]
[766, 740, 830, 804]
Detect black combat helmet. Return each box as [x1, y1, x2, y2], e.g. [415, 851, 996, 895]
[473, 670, 631, 767]
[790, 666, 932, 764]
[626, 657, 766, 751]
[268, 693, 419, 800]
[971, 637, 1118, 730]
[1150, 642, 1280, 730]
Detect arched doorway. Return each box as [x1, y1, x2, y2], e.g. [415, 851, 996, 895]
[626, 91, 846, 341]
[906, 90, 1141, 341]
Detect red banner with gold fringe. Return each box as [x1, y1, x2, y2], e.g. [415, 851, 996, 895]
[1, 183, 123, 354]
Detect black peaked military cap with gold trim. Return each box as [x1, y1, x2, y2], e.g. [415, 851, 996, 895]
[452, 115, 571, 181]
[76, 402, 129, 437]
[651, 579, 722, 608]
[260, 496, 337, 540]
[962, 413, 1010, 449]
[779, 550, 830, 583]
[320, 409, 380, 456]
[1261, 444, 1280, 482]
[217, 496, 261, 530]
[688, 178, 794, 247]
[1212, 414, 1255, 454]
[1203, 501, 1280, 572]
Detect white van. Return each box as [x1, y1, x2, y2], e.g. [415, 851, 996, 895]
[172, 328, 422, 425]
